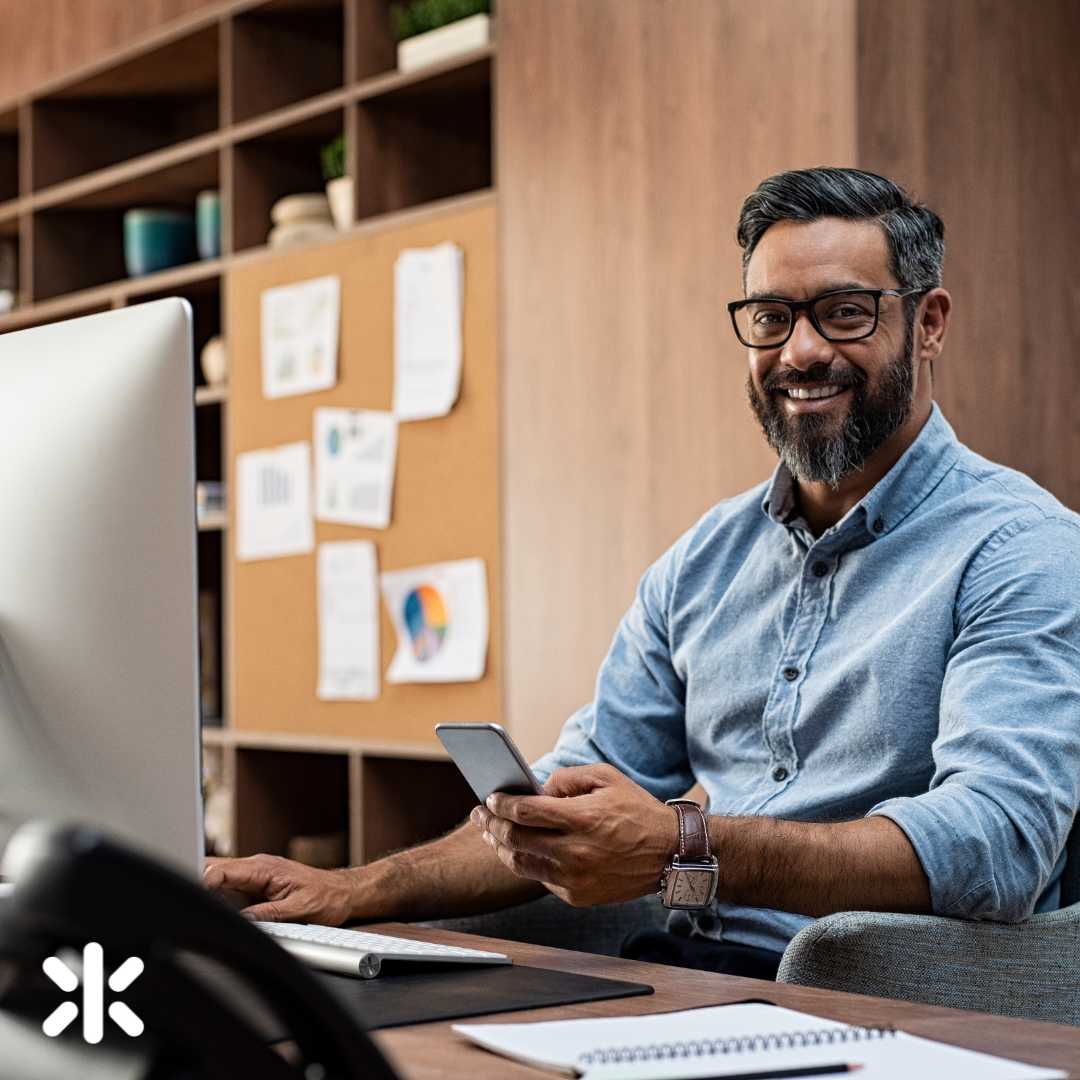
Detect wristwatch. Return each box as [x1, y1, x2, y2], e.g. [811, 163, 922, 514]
[659, 799, 719, 910]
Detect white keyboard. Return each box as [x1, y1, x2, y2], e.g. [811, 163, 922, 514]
[257, 921, 510, 980]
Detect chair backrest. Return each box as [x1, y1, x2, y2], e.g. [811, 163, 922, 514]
[1061, 815, 1080, 907]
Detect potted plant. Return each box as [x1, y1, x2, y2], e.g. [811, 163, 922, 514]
[391, 0, 493, 72]
[321, 133, 352, 231]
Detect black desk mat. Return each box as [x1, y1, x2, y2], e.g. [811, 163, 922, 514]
[316, 962, 654, 1030]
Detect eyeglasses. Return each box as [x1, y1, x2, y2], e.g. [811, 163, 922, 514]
[727, 287, 924, 349]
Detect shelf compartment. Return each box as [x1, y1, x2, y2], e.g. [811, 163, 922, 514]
[357, 756, 475, 865]
[0, 106, 18, 203]
[31, 151, 220, 301]
[231, 105, 344, 252]
[121, 257, 223, 303]
[231, 0, 346, 123]
[201, 743, 230, 855]
[31, 211, 127, 301]
[197, 530, 225, 727]
[129, 270, 222, 368]
[0, 229, 17, 313]
[29, 24, 220, 191]
[234, 748, 350, 861]
[355, 47, 494, 106]
[353, 56, 492, 220]
[196, 402, 224, 491]
[31, 133, 223, 214]
[36, 146, 220, 213]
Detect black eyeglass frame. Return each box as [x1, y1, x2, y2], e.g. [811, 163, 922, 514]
[727, 287, 925, 349]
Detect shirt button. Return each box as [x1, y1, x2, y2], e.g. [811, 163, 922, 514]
[772, 766, 789, 782]
[783, 666, 799, 681]
[812, 560, 829, 578]
[873, 517, 885, 534]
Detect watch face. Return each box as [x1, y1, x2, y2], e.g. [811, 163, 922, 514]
[669, 868, 715, 908]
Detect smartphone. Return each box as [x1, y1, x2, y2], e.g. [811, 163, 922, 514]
[435, 722, 543, 803]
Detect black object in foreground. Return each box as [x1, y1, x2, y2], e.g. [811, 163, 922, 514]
[682, 1063, 861, 1080]
[317, 961, 653, 1030]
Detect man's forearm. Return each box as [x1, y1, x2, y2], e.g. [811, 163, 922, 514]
[342, 820, 546, 923]
[708, 813, 931, 918]
[475, 765, 931, 917]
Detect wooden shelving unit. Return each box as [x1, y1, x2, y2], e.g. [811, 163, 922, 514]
[0, 0, 493, 863]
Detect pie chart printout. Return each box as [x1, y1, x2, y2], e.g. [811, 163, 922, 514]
[382, 558, 487, 684]
[404, 585, 449, 661]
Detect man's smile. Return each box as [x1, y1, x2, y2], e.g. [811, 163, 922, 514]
[781, 384, 844, 400]
[768, 380, 851, 412]
[771, 382, 853, 413]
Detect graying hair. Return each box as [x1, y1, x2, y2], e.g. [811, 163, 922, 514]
[736, 167, 945, 299]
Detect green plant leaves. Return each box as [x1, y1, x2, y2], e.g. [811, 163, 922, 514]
[390, 0, 492, 42]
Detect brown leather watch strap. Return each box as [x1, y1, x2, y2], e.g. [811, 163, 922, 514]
[667, 799, 710, 861]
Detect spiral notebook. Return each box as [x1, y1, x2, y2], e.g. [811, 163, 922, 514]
[453, 1002, 1065, 1079]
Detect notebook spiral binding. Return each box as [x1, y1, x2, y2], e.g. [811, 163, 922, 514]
[579, 1024, 897, 1066]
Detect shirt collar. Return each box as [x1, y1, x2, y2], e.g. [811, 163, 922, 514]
[760, 403, 962, 543]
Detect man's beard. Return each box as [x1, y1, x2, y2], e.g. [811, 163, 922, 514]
[746, 319, 915, 490]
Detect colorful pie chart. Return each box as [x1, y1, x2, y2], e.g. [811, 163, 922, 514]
[403, 584, 448, 662]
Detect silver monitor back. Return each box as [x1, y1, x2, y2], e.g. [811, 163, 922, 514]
[0, 300, 203, 877]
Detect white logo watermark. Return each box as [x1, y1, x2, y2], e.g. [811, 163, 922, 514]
[42, 943, 144, 1042]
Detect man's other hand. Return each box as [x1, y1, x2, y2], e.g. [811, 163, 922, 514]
[470, 764, 679, 906]
[203, 854, 358, 925]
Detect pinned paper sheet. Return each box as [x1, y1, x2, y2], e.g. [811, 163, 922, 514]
[318, 541, 380, 701]
[261, 275, 340, 398]
[236, 442, 314, 561]
[393, 242, 464, 421]
[314, 408, 398, 529]
[381, 558, 488, 683]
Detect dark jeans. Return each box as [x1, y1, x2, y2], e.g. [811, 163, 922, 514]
[620, 927, 784, 980]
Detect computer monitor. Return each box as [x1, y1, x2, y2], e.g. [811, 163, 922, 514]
[0, 299, 203, 877]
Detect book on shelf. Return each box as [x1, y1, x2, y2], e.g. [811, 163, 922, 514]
[453, 1001, 1065, 1080]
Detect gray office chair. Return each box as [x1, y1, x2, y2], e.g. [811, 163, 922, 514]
[777, 818, 1080, 1024]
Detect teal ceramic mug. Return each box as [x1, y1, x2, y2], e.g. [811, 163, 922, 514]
[123, 208, 197, 277]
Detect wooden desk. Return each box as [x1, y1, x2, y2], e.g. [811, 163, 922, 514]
[367, 923, 1080, 1079]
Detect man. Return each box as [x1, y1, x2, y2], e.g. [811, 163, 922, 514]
[206, 167, 1080, 979]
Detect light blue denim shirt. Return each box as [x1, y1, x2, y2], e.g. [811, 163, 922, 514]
[532, 404, 1080, 953]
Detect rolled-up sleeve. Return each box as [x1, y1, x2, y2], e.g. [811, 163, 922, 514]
[868, 515, 1080, 922]
[531, 531, 695, 800]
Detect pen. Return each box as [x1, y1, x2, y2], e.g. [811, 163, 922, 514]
[663, 1064, 862, 1080]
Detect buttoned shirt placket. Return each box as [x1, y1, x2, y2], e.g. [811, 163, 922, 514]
[759, 495, 879, 809]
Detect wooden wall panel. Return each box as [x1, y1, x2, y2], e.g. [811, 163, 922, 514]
[857, 0, 1080, 509]
[498, 0, 859, 760]
[0, 0, 220, 105]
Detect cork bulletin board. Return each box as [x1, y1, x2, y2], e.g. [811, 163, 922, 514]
[226, 196, 500, 746]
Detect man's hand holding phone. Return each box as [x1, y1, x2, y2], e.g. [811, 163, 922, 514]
[469, 763, 679, 907]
